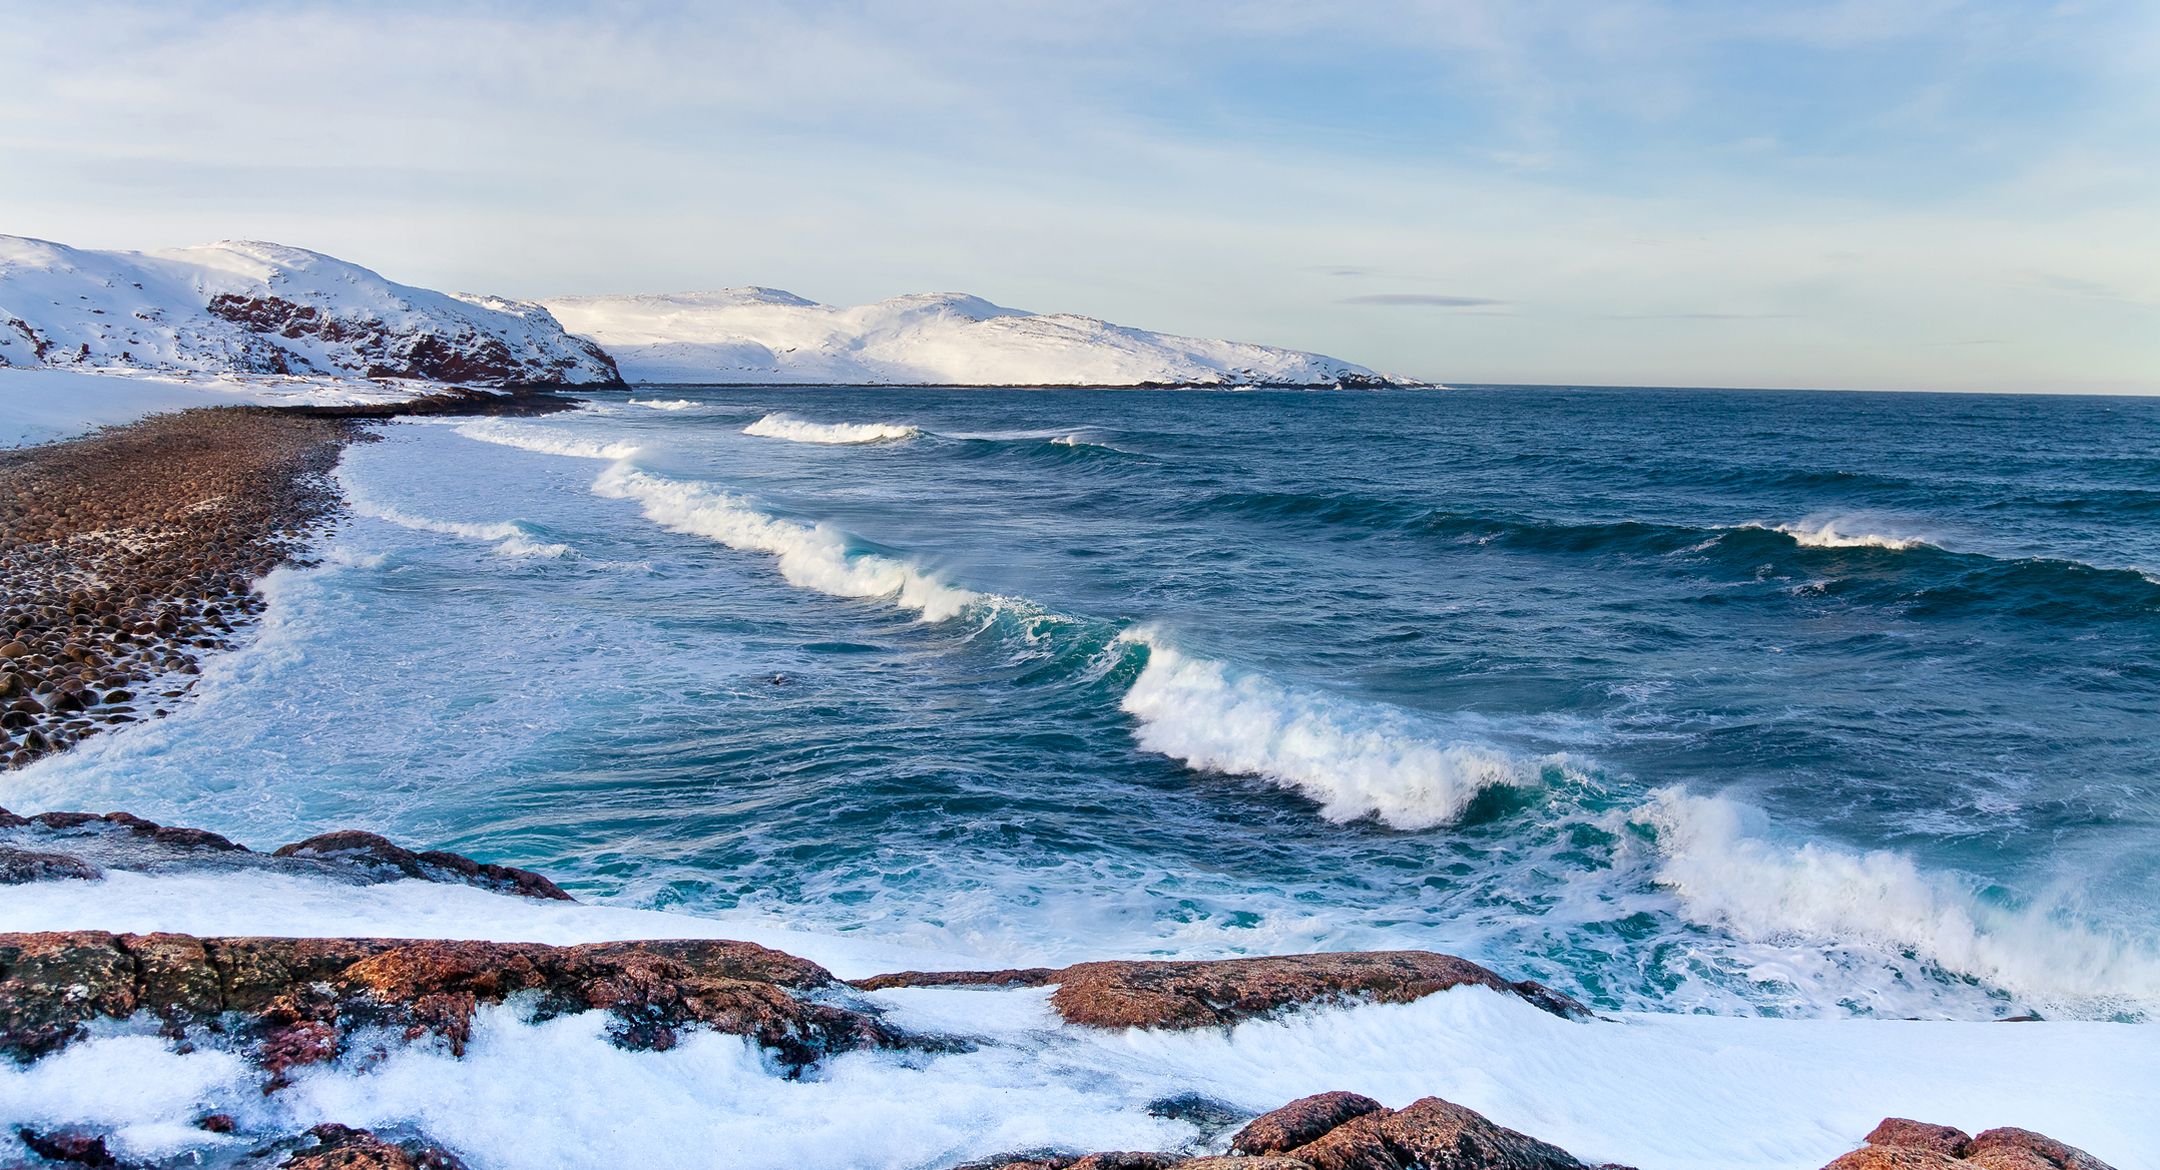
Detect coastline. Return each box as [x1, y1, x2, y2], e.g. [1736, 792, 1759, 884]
[0, 394, 2149, 1170]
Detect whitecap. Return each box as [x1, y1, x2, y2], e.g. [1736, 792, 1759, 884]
[744, 413, 920, 444]
[591, 464, 977, 621]
[1626, 787, 2160, 1012]
[1117, 633, 1571, 829]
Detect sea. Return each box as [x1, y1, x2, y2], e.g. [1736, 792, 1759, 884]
[8, 384, 2160, 1169]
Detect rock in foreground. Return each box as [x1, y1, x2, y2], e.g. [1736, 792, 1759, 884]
[853, 951, 1594, 1028]
[0, 931, 887, 1071]
[1826, 1118, 2117, 1170]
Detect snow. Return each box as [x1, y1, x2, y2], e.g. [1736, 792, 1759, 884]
[542, 288, 1409, 387]
[0, 367, 428, 449]
[0, 235, 617, 385]
[0, 870, 2153, 1170]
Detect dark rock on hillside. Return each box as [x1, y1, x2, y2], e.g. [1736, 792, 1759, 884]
[0, 931, 888, 1073]
[852, 951, 1594, 1029]
[1823, 1118, 2117, 1170]
[0, 808, 574, 901]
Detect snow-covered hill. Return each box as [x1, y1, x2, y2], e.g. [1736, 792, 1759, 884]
[0, 236, 619, 386]
[542, 288, 1409, 387]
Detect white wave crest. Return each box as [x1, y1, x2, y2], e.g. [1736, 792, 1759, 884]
[744, 413, 920, 444]
[631, 398, 699, 411]
[1768, 517, 1933, 550]
[335, 471, 569, 557]
[1118, 635, 1556, 829]
[592, 465, 978, 620]
[1630, 788, 2160, 1008]
[455, 419, 643, 460]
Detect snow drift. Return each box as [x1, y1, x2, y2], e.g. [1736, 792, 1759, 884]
[543, 288, 1411, 387]
[0, 236, 619, 386]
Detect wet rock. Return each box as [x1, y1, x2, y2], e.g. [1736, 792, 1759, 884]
[0, 931, 887, 1072]
[273, 831, 573, 901]
[1232, 1093, 1388, 1156]
[1177, 1160, 1317, 1170]
[15, 1128, 120, 1167]
[279, 1124, 469, 1170]
[194, 1114, 236, 1134]
[1069, 1154, 1184, 1170]
[1866, 1121, 1974, 1156]
[855, 952, 1592, 1029]
[1959, 1129, 2116, 1170]
[1820, 1119, 2117, 1170]
[0, 845, 101, 884]
[1283, 1096, 1587, 1170]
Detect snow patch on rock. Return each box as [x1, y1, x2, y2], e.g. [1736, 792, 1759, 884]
[0, 236, 619, 386]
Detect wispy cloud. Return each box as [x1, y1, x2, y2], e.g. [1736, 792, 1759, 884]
[1340, 294, 1506, 307]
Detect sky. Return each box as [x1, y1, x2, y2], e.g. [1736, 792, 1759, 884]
[2, 0, 2155, 392]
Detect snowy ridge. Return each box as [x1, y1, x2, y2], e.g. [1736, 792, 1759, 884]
[0, 236, 619, 386]
[544, 288, 1416, 387]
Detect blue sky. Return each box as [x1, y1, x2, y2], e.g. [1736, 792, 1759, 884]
[2, 0, 2154, 390]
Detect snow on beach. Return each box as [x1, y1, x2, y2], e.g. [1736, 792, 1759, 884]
[0, 367, 425, 449]
[543, 287, 1406, 386]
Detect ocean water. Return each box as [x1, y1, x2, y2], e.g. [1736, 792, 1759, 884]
[18, 385, 2160, 1023]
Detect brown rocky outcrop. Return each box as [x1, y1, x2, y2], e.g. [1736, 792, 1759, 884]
[0, 931, 889, 1072]
[853, 952, 1593, 1029]
[1821, 1118, 2116, 1170]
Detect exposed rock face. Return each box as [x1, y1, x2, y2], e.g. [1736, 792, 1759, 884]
[1231, 1093, 1388, 1156]
[853, 951, 1593, 1028]
[0, 809, 575, 901]
[1822, 1118, 2117, 1170]
[273, 830, 572, 900]
[0, 931, 888, 1072]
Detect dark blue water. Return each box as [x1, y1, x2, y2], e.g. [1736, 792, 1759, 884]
[28, 386, 2160, 1020]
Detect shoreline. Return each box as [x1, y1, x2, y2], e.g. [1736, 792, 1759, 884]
[0, 391, 579, 769]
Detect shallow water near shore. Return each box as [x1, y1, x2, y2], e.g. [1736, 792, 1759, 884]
[13, 385, 2160, 1025]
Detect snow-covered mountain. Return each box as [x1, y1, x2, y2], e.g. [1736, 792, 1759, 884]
[0, 236, 619, 386]
[542, 288, 1408, 387]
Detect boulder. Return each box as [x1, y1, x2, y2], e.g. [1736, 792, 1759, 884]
[1069, 1154, 1184, 1170]
[1283, 1097, 1587, 1170]
[1867, 1121, 1974, 1156]
[1960, 1128, 2116, 1170]
[0, 845, 102, 884]
[280, 1124, 469, 1170]
[1232, 1093, 1389, 1156]
[1178, 1160, 1318, 1170]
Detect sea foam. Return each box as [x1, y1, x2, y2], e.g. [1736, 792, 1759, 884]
[744, 412, 920, 444]
[1629, 788, 2160, 1012]
[454, 418, 644, 460]
[1769, 516, 1935, 550]
[1118, 635, 1565, 829]
[593, 464, 979, 621]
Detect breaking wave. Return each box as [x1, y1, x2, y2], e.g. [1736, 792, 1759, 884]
[1629, 788, 2160, 1013]
[1769, 517, 1935, 551]
[1118, 634, 1567, 829]
[336, 470, 570, 558]
[631, 399, 699, 411]
[745, 413, 920, 445]
[592, 464, 978, 621]
[454, 419, 643, 460]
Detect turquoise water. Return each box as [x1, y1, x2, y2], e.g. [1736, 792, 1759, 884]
[22, 386, 2160, 1020]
